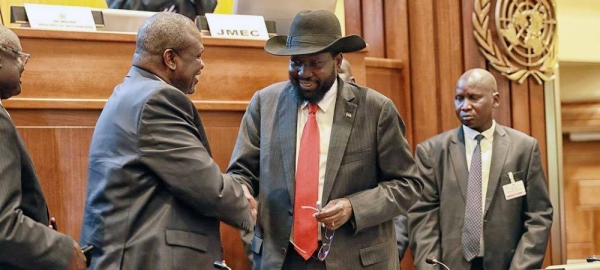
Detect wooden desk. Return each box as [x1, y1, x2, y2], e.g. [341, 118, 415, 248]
[5, 28, 367, 270]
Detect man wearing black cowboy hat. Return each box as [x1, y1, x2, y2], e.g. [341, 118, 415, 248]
[227, 10, 422, 270]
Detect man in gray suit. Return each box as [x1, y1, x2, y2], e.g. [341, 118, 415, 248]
[0, 25, 87, 270]
[408, 69, 553, 270]
[227, 10, 422, 270]
[80, 13, 255, 270]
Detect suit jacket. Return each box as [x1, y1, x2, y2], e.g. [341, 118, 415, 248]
[106, 0, 217, 20]
[0, 105, 74, 270]
[80, 66, 253, 270]
[227, 79, 423, 270]
[408, 125, 553, 270]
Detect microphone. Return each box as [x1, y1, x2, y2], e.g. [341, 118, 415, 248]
[587, 256, 600, 263]
[426, 257, 450, 270]
[213, 261, 232, 270]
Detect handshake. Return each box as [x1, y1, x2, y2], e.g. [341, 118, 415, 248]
[242, 185, 258, 223]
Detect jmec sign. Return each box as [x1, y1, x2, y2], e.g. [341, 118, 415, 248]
[215, 29, 261, 37]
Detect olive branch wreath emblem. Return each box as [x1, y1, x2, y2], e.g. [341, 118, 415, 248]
[472, 0, 557, 84]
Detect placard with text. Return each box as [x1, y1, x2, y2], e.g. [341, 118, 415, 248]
[24, 3, 96, 32]
[205, 13, 269, 40]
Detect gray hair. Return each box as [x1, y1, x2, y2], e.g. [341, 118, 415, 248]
[0, 25, 19, 48]
[135, 12, 198, 57]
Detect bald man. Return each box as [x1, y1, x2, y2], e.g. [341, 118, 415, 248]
[407, 69, 552, 270]
[0, 26, 87, 270]
[79, 13, 254, 270]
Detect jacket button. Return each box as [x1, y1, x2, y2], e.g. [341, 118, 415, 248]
[288, 208, 293, 215]
[281, 247, 287, 254]
[484, 219, 488, 223]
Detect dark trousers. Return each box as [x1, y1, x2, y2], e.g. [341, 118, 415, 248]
[470, 257, 484, 270]
[282, 243, 327, 270]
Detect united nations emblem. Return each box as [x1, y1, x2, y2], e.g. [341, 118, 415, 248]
[473, 0, 558, 84]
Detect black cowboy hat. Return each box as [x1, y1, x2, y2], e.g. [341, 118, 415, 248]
[264, 10, 366, 56]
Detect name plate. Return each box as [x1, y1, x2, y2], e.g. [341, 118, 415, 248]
[205, 13, 269, 40]
[24, 3, 96, 32]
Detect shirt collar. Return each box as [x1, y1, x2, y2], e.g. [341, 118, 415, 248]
[463, 120, 496, 141]
[300, 79, 338, 112]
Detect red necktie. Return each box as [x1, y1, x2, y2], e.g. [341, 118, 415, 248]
[293, 103, 319, 260]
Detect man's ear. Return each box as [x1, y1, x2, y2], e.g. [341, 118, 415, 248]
[163, 49, 177, 70]
[335, 53, 343, 70]
[493, 91, 500, 108]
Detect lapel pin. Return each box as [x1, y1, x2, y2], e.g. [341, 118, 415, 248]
[345, 112, 352, 118]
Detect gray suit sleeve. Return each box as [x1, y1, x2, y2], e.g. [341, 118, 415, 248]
[395, 215, 409, 260]
[0, 109, 74, 269]
[226, 92, 261, 195]
[408, 143, 442, 269]
[347, 99, 423, 231]
[138, 89, 253, 230]
[509, 140, 553, 269]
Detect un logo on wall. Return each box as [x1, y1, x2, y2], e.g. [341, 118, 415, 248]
[473, 0, 558, 84]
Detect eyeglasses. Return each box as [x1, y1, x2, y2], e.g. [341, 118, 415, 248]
[291, 228, 335, 261]
[0, 45, 30, 66]
[290, 205, 335, 261]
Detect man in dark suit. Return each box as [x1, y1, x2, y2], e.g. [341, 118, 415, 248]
[0, 25, 87, 270]
[79, 13, 255, 270]
[407, 68, 553, 270]
[106, 0, 218, 20]
[227, 10, 422, 270]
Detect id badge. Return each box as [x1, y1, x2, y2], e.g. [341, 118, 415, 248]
[502, 172, 526, 200]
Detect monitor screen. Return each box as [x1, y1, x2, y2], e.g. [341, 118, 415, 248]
[232, 0, 338, 35]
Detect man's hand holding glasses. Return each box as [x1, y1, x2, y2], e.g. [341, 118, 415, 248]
[313, 198, 353, 231]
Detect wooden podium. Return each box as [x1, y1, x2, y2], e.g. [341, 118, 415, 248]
[5, 28, 367, 270]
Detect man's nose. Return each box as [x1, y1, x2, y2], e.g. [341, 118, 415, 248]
[461, 100, 472, 110]
[297, 64, 311, 77]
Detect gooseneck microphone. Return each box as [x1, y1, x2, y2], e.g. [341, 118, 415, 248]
[426, 257, 451, 270]
[213, 261, 232, 270]
[587, 256, 600, 263]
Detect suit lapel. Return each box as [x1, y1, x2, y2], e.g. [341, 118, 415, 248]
[484, 125, 509, 215]
[450, 127, 468, 201]
[278, 84, 300, 201]
[322, 80, 356, 203]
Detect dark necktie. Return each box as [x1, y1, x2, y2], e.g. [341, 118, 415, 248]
[293, 103, 319, 260]
[462, 134, 484, 261]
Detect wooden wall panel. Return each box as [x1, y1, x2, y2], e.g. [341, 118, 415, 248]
[529, 82, 547, 172]
[510, 81, 531, 133]
[461, 0, 487, 70]
[364, 57, 413, 146]
[344, 0, 362, 36]
[490, 69, 513, 127]
[383, 0, 408, 60]
[19, 127, 94, 240]
[361, 0, 385, 57]
[435, 0, 464, 132]
[407, 0, 440, 145]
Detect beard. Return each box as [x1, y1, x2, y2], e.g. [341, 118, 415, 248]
[290, 72, 337, 104]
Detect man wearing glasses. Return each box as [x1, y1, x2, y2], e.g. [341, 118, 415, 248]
[227, 10, 423, 269]
[0, 26, 87, 269]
